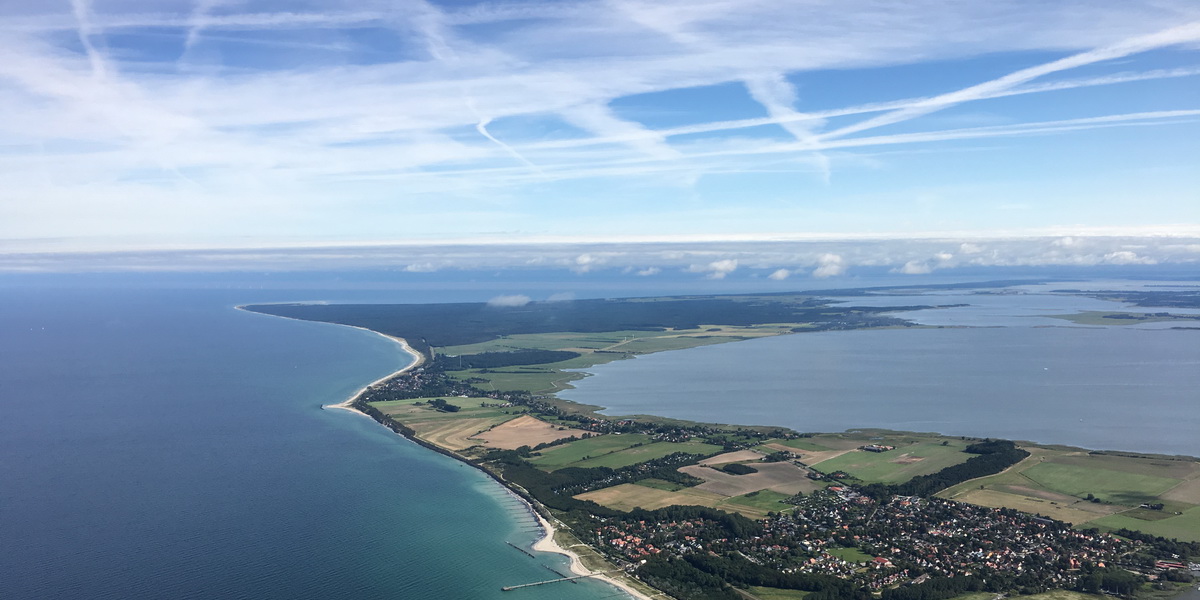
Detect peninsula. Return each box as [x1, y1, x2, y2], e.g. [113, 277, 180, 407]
[244, 285, 1199, 600]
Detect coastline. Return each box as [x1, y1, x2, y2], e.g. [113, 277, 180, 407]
[240, 307, 1200, 598]
[328, 328, 652, 599]
[529, 510, 656, 600]
[322, 328, 425, 413]
[240, 307, 647, 598]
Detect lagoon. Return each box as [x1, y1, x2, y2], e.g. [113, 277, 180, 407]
[564, 287, 1200, 457]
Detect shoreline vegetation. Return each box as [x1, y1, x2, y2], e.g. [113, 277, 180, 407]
[243, 286, 1200, 600]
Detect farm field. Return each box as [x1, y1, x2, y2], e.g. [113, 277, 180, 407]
[528, 434, 655, 469]
[1021, 462, 1181, 505]
[746, 586, 811, 600]
[680, 462, 823, 497]
[473, 415, 591, 449]
[717, 490, 794, 519]
[939, 446, 1200, 541]
[576, 483, 726, 512]
[568, 440, 725, 470]
[807, 440, 974, 484]
[1048, 311, 1200, 326]
[1090, 505, 1200, 541]
[577, 483, 796, 519]
[766, 438, 837, 452]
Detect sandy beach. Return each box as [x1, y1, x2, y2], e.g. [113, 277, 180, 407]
[530, 511, 656, 600]
[241, 307, 656, 599]
[323, 327, 425, 413]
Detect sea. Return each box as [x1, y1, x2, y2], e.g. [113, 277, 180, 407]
[0, 269, 1196, 599]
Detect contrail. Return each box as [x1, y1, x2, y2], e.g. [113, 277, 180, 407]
[69, 0, 107, 79]
[819, 20, 1200, 142]
[472, 108, 545, 174]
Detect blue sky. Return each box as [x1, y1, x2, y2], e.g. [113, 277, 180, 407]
[1, 0, 1198, 274]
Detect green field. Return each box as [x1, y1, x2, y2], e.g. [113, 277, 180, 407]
[716, 490, 793, 518]
[568, 440, 725, 470]
[1048, 311, 1200, 326]
[1022, 461, 1181, 506]
[635, 478, 689, 492]
[1091, 504, 1200, 541]
[450, 366, 587, 395]
[826, 546, 874, 563]
[529, 434, 655, 468]
[439, 330, 673, 355]
[747, 586, 810, 600]
[765, 438, 835, 452]
[369, 396, 519, 421]
[810, 441, 973, 484]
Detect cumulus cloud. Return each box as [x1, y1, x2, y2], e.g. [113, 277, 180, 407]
[768, 268, 791, 280]
[689, 259, 739, 279]
[487, 294, 531, 307]
[959, 243, 983, 254]
[811, 253, 847, 278]
[636, 266, 661, 276]
[1102, 251, 1156, 265]
[896, 260, 933, 274]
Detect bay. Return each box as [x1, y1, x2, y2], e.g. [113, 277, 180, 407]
[564, 286, 1200, 457]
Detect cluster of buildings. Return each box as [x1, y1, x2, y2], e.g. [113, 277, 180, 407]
[594, 519, 715, 561]
[586, 488, 1163, 595]
[755, 491, 1135, 589]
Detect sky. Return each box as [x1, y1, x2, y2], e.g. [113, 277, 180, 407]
[1, 0, 1199, 274]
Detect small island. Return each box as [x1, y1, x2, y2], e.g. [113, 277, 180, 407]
[244, 287, 1199, 600]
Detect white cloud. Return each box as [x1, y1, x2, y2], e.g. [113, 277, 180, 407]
[636, 266, 661, 276]
[896, 260, 933, 275]
[811, 253, 846, 278]
[1103, 250, 1157, 265]
[688, 258, 739, 279]
[768, 268, 791, 280]
[547, 291, 575, 302]
[487, 294, 532, 307]
[0, 1, 1198, 248]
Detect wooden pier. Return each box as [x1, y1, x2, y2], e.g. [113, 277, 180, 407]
[500, 570, 619, 591]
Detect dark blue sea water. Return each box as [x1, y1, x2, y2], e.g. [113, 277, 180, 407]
[0, 278, 629, 600]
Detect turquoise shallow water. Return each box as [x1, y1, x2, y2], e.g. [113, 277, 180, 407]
[0, 282, 625, 600]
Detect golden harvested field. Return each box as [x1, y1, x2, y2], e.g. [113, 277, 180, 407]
[701, 450, 764, 465]
[576, 483, 726, 512]
[1163, 476, 1200, 504]
[473, 415, 591, 450]
[409, 416, 512, 451]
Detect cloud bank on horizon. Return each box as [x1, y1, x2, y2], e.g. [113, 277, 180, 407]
[3, 236, 1197, 277]
[0, 0, 1198, 256]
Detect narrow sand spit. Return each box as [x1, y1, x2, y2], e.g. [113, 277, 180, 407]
[323, 329, 425, 413]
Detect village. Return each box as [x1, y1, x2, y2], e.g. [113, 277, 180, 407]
[586, 487, 1192, 597]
